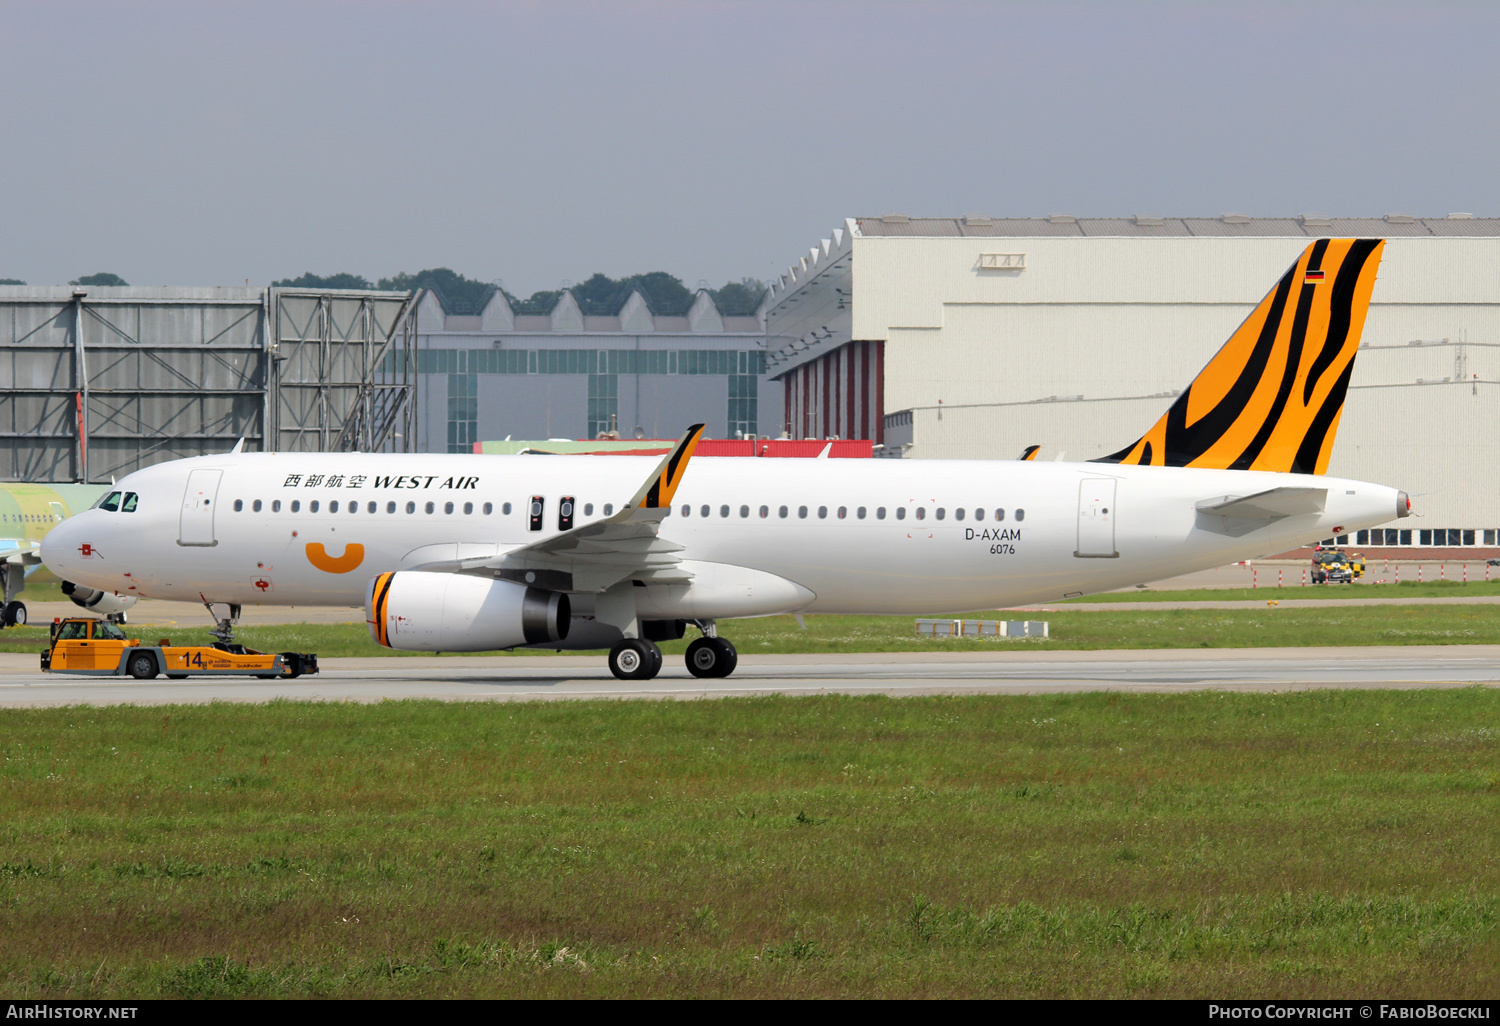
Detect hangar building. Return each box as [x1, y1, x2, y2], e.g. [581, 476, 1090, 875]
[410, 287, 777, 452]
[764, 215, 1500, 551]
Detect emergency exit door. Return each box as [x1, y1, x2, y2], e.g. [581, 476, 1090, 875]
[179, 469, 222, 546]
[1075, 478, 1118, 558]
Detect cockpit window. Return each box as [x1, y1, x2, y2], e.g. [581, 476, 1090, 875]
[97, 491, 122, 512]
[92, 621, 129, 641]
[120, 492, 138, 513]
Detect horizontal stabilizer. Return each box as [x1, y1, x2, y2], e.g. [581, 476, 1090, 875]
[1195, 487, 1327, 520]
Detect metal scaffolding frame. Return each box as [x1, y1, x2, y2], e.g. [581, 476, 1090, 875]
[267, 287, 417, 454]
[0, 286, 416, 483]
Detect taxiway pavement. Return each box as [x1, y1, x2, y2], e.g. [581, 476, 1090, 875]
[1, 646, 1495, 707]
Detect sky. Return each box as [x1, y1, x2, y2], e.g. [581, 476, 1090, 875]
[1, 0, 1495, 295]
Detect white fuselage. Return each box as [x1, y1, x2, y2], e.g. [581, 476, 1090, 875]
[41, 452, 1405, 618]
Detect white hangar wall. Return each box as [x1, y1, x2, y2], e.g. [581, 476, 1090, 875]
[766, 220, 1500, 542]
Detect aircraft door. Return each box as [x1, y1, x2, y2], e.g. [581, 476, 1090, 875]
[1075, 478, 1118, 558]
[179, 469, 223, 547]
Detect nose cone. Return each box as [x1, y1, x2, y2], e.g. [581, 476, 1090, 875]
[40, 513, 99, 585]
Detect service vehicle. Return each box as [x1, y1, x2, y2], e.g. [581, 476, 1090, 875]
[1311, 548, 1356, 584]
[40, 617, 317, 679]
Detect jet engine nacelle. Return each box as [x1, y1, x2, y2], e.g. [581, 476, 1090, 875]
[366, 571, 570, 652]
[60, 581, 140, 618]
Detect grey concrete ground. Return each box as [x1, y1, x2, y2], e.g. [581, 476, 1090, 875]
[1, 646, 1495, 707]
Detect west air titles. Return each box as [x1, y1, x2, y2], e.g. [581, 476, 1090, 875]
[281, 474, 480, 490]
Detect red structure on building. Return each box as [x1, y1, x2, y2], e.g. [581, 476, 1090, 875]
[779, 340, 884, 444]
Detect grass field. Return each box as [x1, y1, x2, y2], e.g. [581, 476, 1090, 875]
[4, 603, 1500, 658]
[0, 691, 1495, 998]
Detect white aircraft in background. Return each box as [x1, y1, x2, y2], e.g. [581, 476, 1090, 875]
[44, 239, 1407, 680]
[0, 482, 137, 627]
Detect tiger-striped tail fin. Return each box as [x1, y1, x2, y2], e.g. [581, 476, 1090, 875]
[1093, 238, 1384, 475]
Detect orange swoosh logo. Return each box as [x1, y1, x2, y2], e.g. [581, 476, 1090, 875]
[306, 542, 365, 574]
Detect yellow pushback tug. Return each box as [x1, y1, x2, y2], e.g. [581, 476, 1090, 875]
[41, 617, 317, 679]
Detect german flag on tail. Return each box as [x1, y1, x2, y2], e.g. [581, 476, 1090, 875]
[1093, 238, 1383, 475]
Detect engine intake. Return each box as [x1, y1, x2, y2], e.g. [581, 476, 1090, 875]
[366, 572, 570, 652]
[60, 580, 139, 617]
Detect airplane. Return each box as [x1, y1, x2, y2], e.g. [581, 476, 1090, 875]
[0, 482, 138, 626]
[42, 238, 1408, 680]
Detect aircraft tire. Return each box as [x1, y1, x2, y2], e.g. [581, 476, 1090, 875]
[1, 601, 23, 627]
[609, 638, 660, 681]
[127, 652, 158, 680]
[686, 637, 738, 678]
[712, 637, 738, 677]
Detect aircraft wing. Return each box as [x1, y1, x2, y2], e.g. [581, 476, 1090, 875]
[413, 424, 706, 593]
[0, 542, 42, 568]
[1195, 487, 1327, 520]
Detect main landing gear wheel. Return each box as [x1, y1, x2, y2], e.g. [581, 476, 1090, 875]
[685, 637, 738, 679]
[2, 601, 25, 627]
[608, 638, 662, 681]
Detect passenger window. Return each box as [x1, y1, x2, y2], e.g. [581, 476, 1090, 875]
[974, 508, 983, 521]
[995, 509, 1006, 521]
[290, 500, 301, 513]
[857, 507, 866, 519]
[406, 501, 416, 514]
[584, 503, 594, 516]
[483, 502, 493, 515]
[797, 506, 807, 519]
[234, 499, 243, 512]
[837, 507, 846, 519]
[601, 503, 611, 516]
[896, 508, 906, 520]
[876, 507, 886, 519]
[272, 500, 281, 513]
[1015, 509, 1026, 522]
[365, 502, 374, 513]
[915, 508, 926, 520]
[121, 493, 138, 513]
[819, 506, 828, 519]
[778, 506, 788, 518]
[721, 505, 730, 517]
[329, 501, 338, 513]
[387, 501, 397, 514]
[740, 505, 750, 518]
[759, 506, 768, 518]
[700, 505, 709, 517]
[935, 508, 944, 520]
[464, 502, 473, 514]
[252, 499, 262, 513]
[444, 502, 454, 514]
[309, 500, 320, 513]
[426, 502, 436, 514]
[504, 502, 515, 514]
[99, 491, 122, 512]
[681, 504, 691, 517]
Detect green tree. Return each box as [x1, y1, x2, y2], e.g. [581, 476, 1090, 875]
[0, 278, 24, 286]
[70, 272, 128, 287]
[378, 268, 493, 315]
[508, 289, 562, 315]
[618, 271, 692, 316]
[571, 272, 628, 316]
[710, 277, 767, 316]
[272, 272, 374, 290]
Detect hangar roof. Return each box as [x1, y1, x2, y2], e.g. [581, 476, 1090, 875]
[854, 215, 1500, 238]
